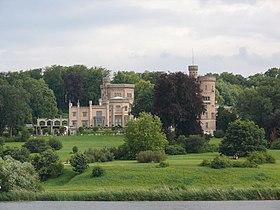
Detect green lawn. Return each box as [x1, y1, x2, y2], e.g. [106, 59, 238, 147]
[5, 135, 280, 193]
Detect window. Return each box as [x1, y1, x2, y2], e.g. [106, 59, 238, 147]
[116, 105, 121, 112]
[83, 112, 87, 117]
[96, 111, 102, 116]
[72, 120, 77, 126]
[205, 85, 207, 90]
[72, 112, 76, 117]
[124, 106, 128, 111]
[115, 116, 122, 126]
[114, 92, 122, 97]
[211, 112, 215, 119]
[205, 122, 208, 129]
[205, 112, 208, 119]
[82, 120, 88, 127]
[127, 93, 132, 98]
[212, 86, 215, 92]
[202, 96, 210, 101]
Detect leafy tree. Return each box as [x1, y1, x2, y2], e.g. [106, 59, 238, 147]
[0, 82, 31, 136]
[23, 138, 49, 153]
[264, 67, 280, 78]
[216, 107, 237, 132]
[112, 71, 141, 84]
[131, 80, 154, 117]
[72, 146, 79, 153]
[64, 69, 85, 104]
[264, 113, 280, 143]
[124, 112, 168, 157]
[31, 149, 64, 181]
[48, 137, 63, 150]
[2, 147, 30, 163]
[184, 135, 209, 153]
[69, 153, 89, 173]
[0, 156, 41, 192]
[220, 120, 267, 157]
[153, 72, 205, 137]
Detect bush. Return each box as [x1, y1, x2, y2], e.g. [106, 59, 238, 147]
[137, 151, 166, 163]
[0, 156, 41, 192]
[23, 138, 49, 153]
[42, 128, 51, 135]
[0, 137, 4, 146]
[16, 126, 31, 142]
[84, 148, 114, 163]
[270, 139, 280, 149]
[200, 159, 211, 167]
[109, 144, 134, 160]
[48, 137, 63, 150]
[72, 146, 78, 153]
[31, 149, 64, 181]
[220, 120, 267, 156]
[247, 151, 275, 164]
[184, 135, 209, 153]
[202, 144, 219, 153]
[213, 130, 225, 138]
[210, 156, 231, 169]
[91, 166, 105, 177]
[165, 145, 186, 155]
[157, 161, 169, 168]
[2, 147, 30, 163]
[70, 153, 88, 174]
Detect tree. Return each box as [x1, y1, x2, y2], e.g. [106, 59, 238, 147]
[2, 147, 30, 163]
[264, 113, 280, 143]
[153, 72, 205, 137]
[48, 137, 63, 150]
[124, 112, 168, 157]
[0, 82, 31, 136]
[0, 156, 40, 192]
[131, 80, 154, 117]
[69, 153, 88, 173]
[23, 138, 49, 153]
[184, 135, 209, 153]
[31, 149, 64, 181]
[112, 71, 141, 84]
[220, 120, 267, 157]
[216, 107, 237, 132]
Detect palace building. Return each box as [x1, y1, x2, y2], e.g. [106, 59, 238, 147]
[68, 65, 216, 134]
[68, 77, 135, 133]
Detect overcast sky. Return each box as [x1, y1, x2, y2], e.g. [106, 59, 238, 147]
[0, 0, 279, 76]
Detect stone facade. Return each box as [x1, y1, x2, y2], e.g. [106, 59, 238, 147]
[68, 78, 135, 132]
[188, 65, 216, 134]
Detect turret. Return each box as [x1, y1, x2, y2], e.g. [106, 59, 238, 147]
[188, 65, 198, 79]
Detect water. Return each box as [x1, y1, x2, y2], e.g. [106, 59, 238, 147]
[1, 201, 280, 210]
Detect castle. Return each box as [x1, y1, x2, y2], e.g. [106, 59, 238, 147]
[68, 77, 135, 133]
[68, 65, 216, 134]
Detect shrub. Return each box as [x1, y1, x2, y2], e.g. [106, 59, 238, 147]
[109, 144, 134, 160]
[2, 147, 30, 163]
[31, 149, 64, 181]
[202, 144, 219, 153]
[23, 138, 49, 153]
[72, 146, 79, 153]
[137, 150, 166, 163]
[91, 166, 105, 177]
[0, 156, 41, 192]
[84, 148, 114, 163]
[210, 155, 231, 169]
[70, 153, 88, 174]
[42, 128, 50, 135]
[270, 139, 280, 149]
[165, 145, 186, 155]
[184, 135, 209, 153]
[247, 151, 275, 164]
[157, 161, 169, 168]
[48, 137, 63, 150]
[200, 159, 211, 167]
[213, 130, 225, 138]
[16, 126, 31, 142]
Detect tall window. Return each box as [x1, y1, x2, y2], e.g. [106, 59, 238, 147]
[72, 120, 77, 126]
[83, 112, 87, 117]
[72, 112, 76, 117]
[127, 93, 132, 98]
[211, 112, 215, 119]
[96, 111, 102, 116]
[82, 120, 88, 127]
[116, 105, 121, 111]
[206, 122, 208, 129]
[205, 112, 208, 119]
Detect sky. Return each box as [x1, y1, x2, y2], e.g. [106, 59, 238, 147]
[0, 0, 280, 76]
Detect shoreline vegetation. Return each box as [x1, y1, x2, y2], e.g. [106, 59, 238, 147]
[1, 187, 280, 201]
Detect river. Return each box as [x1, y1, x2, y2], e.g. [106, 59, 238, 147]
[1, 201, 280, 210]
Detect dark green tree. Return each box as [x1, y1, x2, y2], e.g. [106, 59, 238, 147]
[153, 72, 205, 137]
[31, 149, 64, 181]
[220, 120, 267, 157]
[216, 107, 237, 131]
[69, 153, 88, 173]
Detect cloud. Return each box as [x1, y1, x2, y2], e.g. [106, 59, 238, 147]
[0, 0, 279, 76]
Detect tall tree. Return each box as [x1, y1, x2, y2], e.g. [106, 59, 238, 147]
[131, 80, 154, 117]
[112, 71, 141, 84]
[64, 70, 84, 104]
[153, 72, 205, 137]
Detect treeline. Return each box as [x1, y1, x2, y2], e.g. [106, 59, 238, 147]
[1, 65, 280, 141]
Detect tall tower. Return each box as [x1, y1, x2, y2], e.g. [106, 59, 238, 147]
[188, 65, 198, 79]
